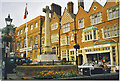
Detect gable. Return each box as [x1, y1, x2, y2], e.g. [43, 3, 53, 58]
[76, 6, 88, 19]
[61, 9, 74, 26]
[51, 12, 60, 24]
[104, 0, 119, 9]
[88, 1, 103, 15]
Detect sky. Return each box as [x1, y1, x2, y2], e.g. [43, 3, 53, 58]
[0, 0, 108, 29]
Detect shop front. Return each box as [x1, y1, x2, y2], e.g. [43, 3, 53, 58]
[81, 43, 119, 70]
[87, 52, 110, 65]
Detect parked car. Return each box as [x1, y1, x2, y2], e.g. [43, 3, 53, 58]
[78, 63, 104, 76]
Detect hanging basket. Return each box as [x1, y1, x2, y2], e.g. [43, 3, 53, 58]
[2, 35, 12, 42]
[73, 44, 80, 49]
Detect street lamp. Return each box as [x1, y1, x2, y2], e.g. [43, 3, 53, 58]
[4, 14, 12, 80]
[72, 27, 80, 66]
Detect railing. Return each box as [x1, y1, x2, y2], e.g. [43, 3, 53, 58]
[22, 60, 75, 66]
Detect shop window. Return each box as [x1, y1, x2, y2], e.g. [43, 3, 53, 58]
[112, 46, 116, 65]
[103, 48, 104, 50]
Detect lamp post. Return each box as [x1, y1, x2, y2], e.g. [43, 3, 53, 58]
[72, 27, 79, 66]
[4, 14, 12, 80]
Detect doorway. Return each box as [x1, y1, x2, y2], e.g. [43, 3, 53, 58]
[79, 55, 83, 65]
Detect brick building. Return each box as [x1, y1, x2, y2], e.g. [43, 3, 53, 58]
[15, 16, 45, 60]
[15, 0, 119, 68]
[76, 0, 119, 67]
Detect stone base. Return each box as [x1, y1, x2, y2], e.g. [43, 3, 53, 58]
[38, 54, 58, 62]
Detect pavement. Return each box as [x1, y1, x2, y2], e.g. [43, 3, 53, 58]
[1, 72, 119, 80]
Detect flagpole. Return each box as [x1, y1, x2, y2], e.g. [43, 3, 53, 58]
[26, 17, 28, 58]
[25, 3, 28, 58]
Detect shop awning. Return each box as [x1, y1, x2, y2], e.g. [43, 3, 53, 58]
[85, 50, 110, 54]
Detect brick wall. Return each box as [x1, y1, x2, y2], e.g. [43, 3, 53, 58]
[16, 65, 77, 77]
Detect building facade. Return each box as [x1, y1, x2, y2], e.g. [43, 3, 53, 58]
[76, 0, 119, 67]
[15, 0, 119, 68]
[15, 16, 45, 60]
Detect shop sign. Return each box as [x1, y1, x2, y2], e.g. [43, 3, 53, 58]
[20, 47, 32, 52]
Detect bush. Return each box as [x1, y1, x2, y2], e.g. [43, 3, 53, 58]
[34, 70, 79, 79]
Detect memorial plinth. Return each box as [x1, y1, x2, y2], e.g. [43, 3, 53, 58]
[38, 6, 58, 62]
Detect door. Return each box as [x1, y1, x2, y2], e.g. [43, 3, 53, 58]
[79, 55, 83, 65]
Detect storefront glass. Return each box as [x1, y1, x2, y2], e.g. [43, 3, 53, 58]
[87, 52, 110, 65]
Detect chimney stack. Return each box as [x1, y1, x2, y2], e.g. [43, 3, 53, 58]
[67, 1, 74, 14]
[51, 3, 61, 18]
[78, 0, 84, 9]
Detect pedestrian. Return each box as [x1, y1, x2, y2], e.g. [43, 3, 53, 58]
[98, 60, 103, 67]
[103, 62, 108, 74]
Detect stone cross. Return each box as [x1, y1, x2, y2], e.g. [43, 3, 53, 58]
[43, 6, 52, 54]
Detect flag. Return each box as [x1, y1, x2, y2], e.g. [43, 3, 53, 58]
[24, 3, 28, 19]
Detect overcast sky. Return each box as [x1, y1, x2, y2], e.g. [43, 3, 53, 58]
[0, 0, 108, 29]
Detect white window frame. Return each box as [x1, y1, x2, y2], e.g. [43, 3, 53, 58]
[102, 24, 119, 39]
[30, 24, 33, 30]
[51, 22, 58, 30]
[90, 12, 101, 25]
[107, 5, 119, 20]
[35, 22, 38, 28]
[83, 30, 98, 42]
[71, 34, 74, 41]
[51, 33, 59, 43]
[78, 18, 84, 29]
[20, 30, 22, 34]
[62, 23, 70, 33]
